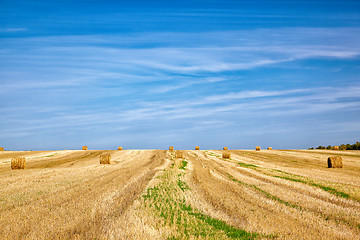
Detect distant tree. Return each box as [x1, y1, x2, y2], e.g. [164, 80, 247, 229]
[312, 140, 359, 150]
[355, 142, 360, 150]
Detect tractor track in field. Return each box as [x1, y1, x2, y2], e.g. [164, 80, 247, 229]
[184, 150, 360, 239]
[1, 149, 360, 239]
[0, 150, 167, 239]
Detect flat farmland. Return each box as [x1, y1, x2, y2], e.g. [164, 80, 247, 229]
[1, 149, 360, 239]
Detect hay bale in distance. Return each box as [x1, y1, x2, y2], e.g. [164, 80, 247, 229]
[0, 147, 4, 151]
[328, 156, 342, 168]
[82, 146, 88, 150]
[256, 146, 261, 151]
[222, 151, 231, 159]
[169, 146, 174, 151]
[118, 147, 123, 150]
[195, 146, 200, 150]
[267, 147, 272, 150]
[11, 157, 26, 170]
[333, 146, 339, 150]
[223, 147, 228, 150]
[100, 153, 111, 164]
[175, 150, 184, 158]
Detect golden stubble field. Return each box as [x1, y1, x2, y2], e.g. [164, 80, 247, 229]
[1, 149, 360, 239]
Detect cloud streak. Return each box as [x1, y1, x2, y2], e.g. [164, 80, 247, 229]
[1, 26, 360, 149]
[0, 28, 27, 32]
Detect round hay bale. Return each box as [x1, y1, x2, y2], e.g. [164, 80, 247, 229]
[267, 147, 272, 150]
[223, 147, 228, 150]
[100, 153, 111, 164]
[169, 146, 174, 151]
[82, 146, 88, 150]
[175, 150, 184, 158]
[118, 147, 123, 150]
[195, 146, 200, 150]
[328, 156, 342, 168]
[256, 146, 261, 151]
[0, 147, 4, 151]
[222, 151, 231, 159]
[11, 157, 26, 170]
[333, 146, 339, 150]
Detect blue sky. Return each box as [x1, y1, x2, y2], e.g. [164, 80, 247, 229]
[1, 0, 360, 150]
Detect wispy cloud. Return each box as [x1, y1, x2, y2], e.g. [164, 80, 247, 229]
[0, 28, 27, 32]
[1, 26, 360, 149]
[2, 28, 360, 73]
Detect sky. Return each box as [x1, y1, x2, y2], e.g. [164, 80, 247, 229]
[1, 0, 360, 150]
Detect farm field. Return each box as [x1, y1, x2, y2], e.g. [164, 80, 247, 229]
[1, 149, 360, 239]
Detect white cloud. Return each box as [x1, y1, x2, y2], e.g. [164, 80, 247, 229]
[1, 27, 360, 146]
[2, 27, 360, 80]
[0, 28, 27, 32]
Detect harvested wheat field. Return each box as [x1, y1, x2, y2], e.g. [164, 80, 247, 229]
[1, 149, 360, 239]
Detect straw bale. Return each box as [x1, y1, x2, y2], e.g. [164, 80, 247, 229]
[328, 156, 342, 168]
[169, 146, 174, 151]
[118, 147, 123, 150]
[222, 151, 231, 159]
[0, 147, 4, 151]
[82, 146, 88, 150]
[267, 147, 272, 150]
[100, 153, 111, 164]
[175, 150, 184, 158]
[195, 146, 200, 150]
[11, 156, 26, 170]
[223, 147, 228, 150]
[256, 146, 261, 151]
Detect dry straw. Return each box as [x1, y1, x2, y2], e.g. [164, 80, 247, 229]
[169, 146, 174, 151]
[11, 156, 26, 170]
[100, 153, 111, 164]
[118, 147, 123, 150]
[267, 147, 272, 150]
[223, 147, 228, 150]
[333, 146, 339, 150]
[256, 146, 261, 151]
[222, 151, 231, 159]
[175, 150, 184, 158]
[0, 147, 4, 151]
[328, 156, 343, 168]
[195, 146, 200, 150]
[82, 146, 88, 150]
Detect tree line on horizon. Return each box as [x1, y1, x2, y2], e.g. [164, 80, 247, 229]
[309, 141, 360, 150]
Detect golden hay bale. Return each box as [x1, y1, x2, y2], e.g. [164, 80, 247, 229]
[222, 151, 231, 159]
[328, 156, 342, 168]
[169, 146, 174, 151]
[118, 147, 123, 150]
[0, 147, 4, 151]
[82, 146, 88, 150]
[223, 147, 228, 150]
[333, 146, 339, 150]
[100, 153, 111, 164]
[267, 147, 272, 150]
[175, 150, 184, 158]
[256, 146, 261, 151]
[195, 146, 200, 150]
[11, 157, 26, 170]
